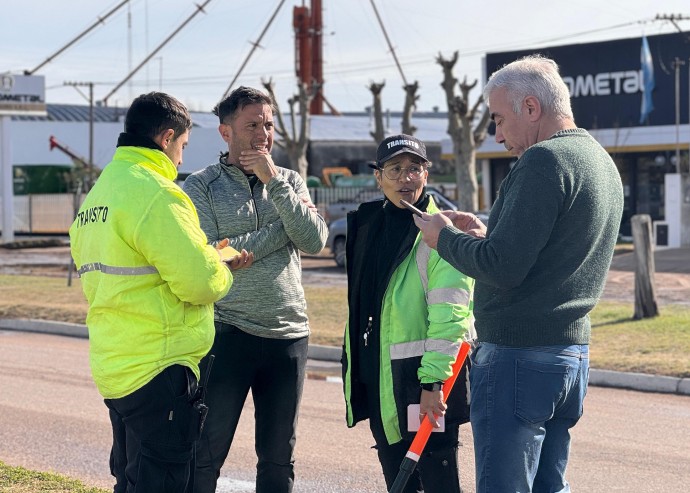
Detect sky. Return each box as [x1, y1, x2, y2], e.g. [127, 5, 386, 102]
[2, 0, 689, 114]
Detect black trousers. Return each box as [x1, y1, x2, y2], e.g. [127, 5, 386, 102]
[106, 364, 200, 493]
[366, 383, 463, 493]
[192, 322, 308, 493]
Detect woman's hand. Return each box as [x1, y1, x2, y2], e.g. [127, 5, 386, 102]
[419, 389, 447, 428]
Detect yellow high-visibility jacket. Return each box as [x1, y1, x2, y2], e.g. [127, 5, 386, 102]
[69, 146, 232, 399]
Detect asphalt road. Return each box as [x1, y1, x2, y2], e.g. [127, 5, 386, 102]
[1, 330, 689, 492]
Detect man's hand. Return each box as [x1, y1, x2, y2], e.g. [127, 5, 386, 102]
[239, 149, 278, 184]
[441, 210, 487, 239]
[302, 197, 317, 213]
[413, 212, 452, 249]
[225, 249, 254, 271]
[215, 239, 254, 270]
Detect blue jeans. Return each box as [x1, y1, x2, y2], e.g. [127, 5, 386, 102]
[469, 342, 589, 493]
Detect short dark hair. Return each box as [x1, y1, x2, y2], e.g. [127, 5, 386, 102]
[213, 86, 274, 124]
[124, 92, 192, 141]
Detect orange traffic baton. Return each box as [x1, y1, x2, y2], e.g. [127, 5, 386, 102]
[388, 340, 471, 493]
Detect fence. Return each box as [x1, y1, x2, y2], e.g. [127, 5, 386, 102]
[0, 194, 81, 234]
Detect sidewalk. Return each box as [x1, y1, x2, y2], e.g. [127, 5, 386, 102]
[1, 318, 689, 396]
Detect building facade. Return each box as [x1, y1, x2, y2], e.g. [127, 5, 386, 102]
[478, 32, 690, 243]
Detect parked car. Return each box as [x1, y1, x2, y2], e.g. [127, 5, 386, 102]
[325, 185, 457, 224]
[326, 216, 347, 268]
[325, 187, 462, 268]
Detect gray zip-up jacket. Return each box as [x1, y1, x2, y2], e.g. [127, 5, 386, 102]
[183, 158, 328, 339]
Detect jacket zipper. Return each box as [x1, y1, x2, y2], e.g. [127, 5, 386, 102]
[364, 316, 372, 346]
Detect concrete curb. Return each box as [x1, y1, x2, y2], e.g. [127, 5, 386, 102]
[0, 319, 88, 338]
[2, 319, 689, 397]
[588, 368, 690, 395]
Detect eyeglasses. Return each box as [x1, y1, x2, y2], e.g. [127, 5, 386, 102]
[378, 164, 427, 180]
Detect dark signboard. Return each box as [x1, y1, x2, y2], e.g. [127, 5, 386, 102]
[485, 32, 690, 130]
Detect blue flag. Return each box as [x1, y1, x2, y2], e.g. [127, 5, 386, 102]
[639, 36, 655, 124]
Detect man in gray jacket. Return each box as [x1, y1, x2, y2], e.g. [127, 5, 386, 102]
[183, 86, 328, 493]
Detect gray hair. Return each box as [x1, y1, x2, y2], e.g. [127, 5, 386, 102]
[483, 55, 573, 120]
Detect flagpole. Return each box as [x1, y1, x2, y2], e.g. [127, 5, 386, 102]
[639, 36, 655, 126]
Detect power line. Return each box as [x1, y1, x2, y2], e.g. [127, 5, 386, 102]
[42, 15, 690, 103]
[24, 0, 130, 75]
[101, 0, 213, 106]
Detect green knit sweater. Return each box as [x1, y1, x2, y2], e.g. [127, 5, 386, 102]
[438, 129, 624, 346]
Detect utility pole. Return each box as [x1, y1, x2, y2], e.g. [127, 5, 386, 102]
[672, 58, 685, 174]
[658, 15, 690, 173]
[63, 81, 95, 189]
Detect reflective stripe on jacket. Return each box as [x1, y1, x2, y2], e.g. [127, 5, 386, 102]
[343, 198, 475, 444]
[69, 146, 232, 399]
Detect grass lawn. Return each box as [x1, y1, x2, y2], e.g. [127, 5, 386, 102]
[0, 461, 108, 493]
[1, 274, 688, 377]
[590, 301, 690, 378]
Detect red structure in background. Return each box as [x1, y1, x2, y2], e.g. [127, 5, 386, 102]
[294, 0, 336, 115]
[49, 135, 90, 169]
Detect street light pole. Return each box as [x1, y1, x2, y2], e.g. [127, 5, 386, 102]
[63, 81, 95, 189]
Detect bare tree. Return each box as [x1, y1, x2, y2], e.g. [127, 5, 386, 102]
[368, 81, 386, 143]
[262, 78, 314, 179]
[437, 51, 491, 211]
[369, 80, 420, 143]
[402, 81, 419, 135]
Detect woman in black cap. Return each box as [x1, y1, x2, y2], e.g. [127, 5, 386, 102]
[341, 133, 475, 493]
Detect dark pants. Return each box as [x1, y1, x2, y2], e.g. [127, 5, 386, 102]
[367, 384, 463, 493]
[106, 365, 200, 493]
[193, 322, 308, 493]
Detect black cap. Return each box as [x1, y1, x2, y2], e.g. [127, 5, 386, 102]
[373, 134, 428, 168]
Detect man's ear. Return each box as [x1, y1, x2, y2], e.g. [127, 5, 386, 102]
[524, 96, 541, 121]
[154, 128, 175, 149]
[218, 123, 232, 143]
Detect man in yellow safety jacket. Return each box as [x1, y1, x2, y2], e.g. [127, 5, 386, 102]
[69, 92, 252, 493]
